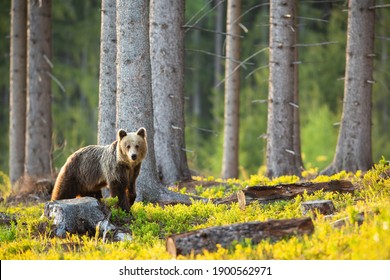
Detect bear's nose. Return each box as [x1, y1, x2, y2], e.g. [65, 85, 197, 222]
[131, 154, 137, 160]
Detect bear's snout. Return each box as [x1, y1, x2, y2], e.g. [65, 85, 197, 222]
[131, 154, 137, 161]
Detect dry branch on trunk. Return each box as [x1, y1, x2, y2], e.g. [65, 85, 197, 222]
[214, 180, 355, 205]
[166, 217, 314, 257]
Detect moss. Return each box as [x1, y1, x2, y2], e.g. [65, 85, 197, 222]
[0, 161, 390, 259]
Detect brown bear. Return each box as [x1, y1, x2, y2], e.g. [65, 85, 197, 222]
[51, 128, 147, 212]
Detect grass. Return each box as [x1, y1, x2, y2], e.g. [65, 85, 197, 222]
[0, 160, 389, 260]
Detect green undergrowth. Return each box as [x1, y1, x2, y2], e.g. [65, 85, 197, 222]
[1, 161, 390, 260]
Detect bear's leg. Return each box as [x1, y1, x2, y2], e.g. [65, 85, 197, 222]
[109, 180, 130, 212]
[127, 163, 141, 208]
[84, 190, 103, 200]
[127, 186, 136, 209]
[127, 179, 137, 208]
[51, 171, 80, 200]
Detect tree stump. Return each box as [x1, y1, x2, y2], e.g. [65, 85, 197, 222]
[166, 217, 314, 257]
[301, 200, 336, 216]
[44, 197, 131, 241]
[44, 197, 108, 237]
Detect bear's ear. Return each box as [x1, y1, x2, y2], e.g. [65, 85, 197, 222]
[136, 127, 147, 139]
[117, 129, 127, 140]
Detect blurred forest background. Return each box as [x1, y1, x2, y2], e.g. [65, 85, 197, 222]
[1, 0, 390, 178]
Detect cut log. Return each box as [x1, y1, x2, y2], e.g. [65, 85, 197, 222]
[44, 197, 132, 241]
[301, 200, 336, 216]
[214, 180, 355, 205]
[166, 217, 314, 257]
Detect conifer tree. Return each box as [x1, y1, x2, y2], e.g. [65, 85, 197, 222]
[9, 0, 27, 185]
[25, 0, 52, 178]
[323, 0, 375, 174]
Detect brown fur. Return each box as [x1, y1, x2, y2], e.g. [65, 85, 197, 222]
[51, 128, 147, 211]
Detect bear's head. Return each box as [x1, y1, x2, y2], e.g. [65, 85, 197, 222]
[117, 128, 147, 166]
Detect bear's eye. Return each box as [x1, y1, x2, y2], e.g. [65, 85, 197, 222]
[126, 144, 131, 149]
[135, 145, 139, 149]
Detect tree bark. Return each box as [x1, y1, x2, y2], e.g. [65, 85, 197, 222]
[98, 0, 117, 146]
[323, 0, 375, 175]
[222, 0, 241, 179]
[25, 0, 52, 178]
[192, 29, 202, 118]
[44, 197, 133, 241]
[115, 0, 198, 205]
[214, 180, 355, 205]
[213, 0, 225, 87]
[44, 197, 108, 237]
[301, 200, 336, 216]
[9, 0, 27, 186]
[166, 217, 314, 257]
[292, 2, 304, 171]
[150, 0, 191, 186]
[266, 0, 300, 177]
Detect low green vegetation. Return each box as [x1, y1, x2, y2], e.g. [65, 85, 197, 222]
[1, 160, 390, 260]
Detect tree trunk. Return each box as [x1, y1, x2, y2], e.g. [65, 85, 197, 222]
[214, 180, 355, 205]
[9, 0, 27, 186]
[25, 0, 52, 178]
[323, 0, 375, 175]
[266, 0, 300, 177]
[191, 28, 202, 118]
[115, 0, 198, 205]
[222, 0, 241, 179]
[150, 0, 191, 186]
[213, 0, 225, 87]
[98, 0, 116, 146]
[166, 217, 314, 257]
[292, 2, 304, 171]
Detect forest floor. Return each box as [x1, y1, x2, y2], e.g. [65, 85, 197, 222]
[0, 160, 389, 260]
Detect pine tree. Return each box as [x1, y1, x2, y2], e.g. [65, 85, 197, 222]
[98, 0, 117, 146]
[323, 0, 375, 174]
[222, 0, 241, 179]
[266, 0, 300, 177]
[150, 0, 191, 185]
[25, 0, 52, 178]
[116, 0, 199, 204]
[9, 0, 27, 185]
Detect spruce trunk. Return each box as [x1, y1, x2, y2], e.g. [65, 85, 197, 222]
[222, 0, 241, 179]
[116, 0, 198, 205]
[25, 0, 52, 178]
[9, 0, 27, 185]
[98, 0, 117, 146]
[150, 0, 191, 185]
[323, 0, 375, 174]
[266, 0, 300, 177]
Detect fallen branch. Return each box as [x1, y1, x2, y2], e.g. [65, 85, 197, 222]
[166, 217, 314, 257]
[214, 180, 355, 205]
